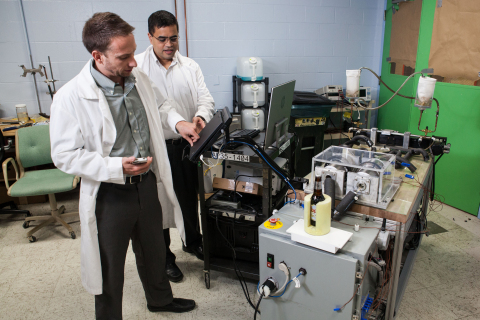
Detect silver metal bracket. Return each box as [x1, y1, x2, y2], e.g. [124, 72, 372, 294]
[19, 64, 44, 77]
[274, 117, 288, 150]
[352, 315, 359, 320]
[403, 132, 411, 149]
[356, 272, 363, 280]
[370, 128, 377, 146]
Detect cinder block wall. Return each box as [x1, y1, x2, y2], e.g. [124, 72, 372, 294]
[0, 0, 385, 117]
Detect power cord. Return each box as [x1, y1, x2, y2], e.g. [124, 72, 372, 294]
[254, 294, 263, 320]
[215, 212, 259, 315]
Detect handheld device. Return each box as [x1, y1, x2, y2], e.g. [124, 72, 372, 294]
[132, 157, 148, 165]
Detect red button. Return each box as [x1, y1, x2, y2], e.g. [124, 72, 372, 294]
[267, 262, 272, 268]
[269, 218, 279, 226]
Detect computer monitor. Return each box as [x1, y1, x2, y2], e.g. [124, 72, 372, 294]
[263, 80, 296, 150]
[188, 107, 232, 162]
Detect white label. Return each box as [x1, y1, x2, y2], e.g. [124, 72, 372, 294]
[311, 205, 317, 221]
[211, 152, 250, 162]
[381, 130, 391, 135]
[279, 140, 291, 154]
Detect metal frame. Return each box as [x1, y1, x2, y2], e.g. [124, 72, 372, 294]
[198, 133, 295, 288]
[384, 160, 433, 319]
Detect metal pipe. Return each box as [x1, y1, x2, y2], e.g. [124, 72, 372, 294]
[174, 0, 177, 19]
[183, 0, 189, 57]
[18, 0, 43, 113]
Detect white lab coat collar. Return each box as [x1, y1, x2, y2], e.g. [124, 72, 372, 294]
[77, 61, 101, 100]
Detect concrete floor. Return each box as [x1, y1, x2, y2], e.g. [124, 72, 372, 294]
[0, 190, 479, 320]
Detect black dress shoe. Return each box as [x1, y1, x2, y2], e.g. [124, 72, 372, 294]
[182, 243, 204, 261]
[147, 298, 196, 313]
[165, 263, 183, 282]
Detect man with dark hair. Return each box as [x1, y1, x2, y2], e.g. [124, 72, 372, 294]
[136, 10, 215, 282]
[50, 12, 197, 319]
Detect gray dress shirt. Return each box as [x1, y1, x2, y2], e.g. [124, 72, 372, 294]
[90, 61, 151, 159]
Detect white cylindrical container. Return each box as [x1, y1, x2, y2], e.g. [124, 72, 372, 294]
[346, 69, 361, 98]
[241, 108, 265, 130]
[237, 57, 264, 81]
[15, 104, 29, 124]
[241, 83, 265, 108]
[415, 76, 436, 110]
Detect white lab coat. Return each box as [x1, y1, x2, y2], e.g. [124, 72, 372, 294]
[50, 60, 185, 295]
[135, 46, 215, 139]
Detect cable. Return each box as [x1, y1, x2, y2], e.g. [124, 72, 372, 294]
[270, 272, 302, 298]
[357, 68, 425, 110]
[254, 294, 263, 320]
[215, 213, 259, 314]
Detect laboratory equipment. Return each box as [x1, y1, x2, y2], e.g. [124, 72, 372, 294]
[358, 86, 371, 102]
[349, 127, 450, 156]
[241, 83, 265, 107]
[346, 67, 440, 135]
[315, 85, 343, 101]
[15, 104, 29, 124]
[241, 108, 265, 130]
[310, 146, 400, 209]
[232, 76, 269, 115]
[414, 76, 436, 110]
[259, 205, 380, 320]
[237, 57, 263, 81]
[223, 157, 287, 196]
[346, 70, 361, 97]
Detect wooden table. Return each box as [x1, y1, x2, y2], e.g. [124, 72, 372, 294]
[0, 119, 35, 137]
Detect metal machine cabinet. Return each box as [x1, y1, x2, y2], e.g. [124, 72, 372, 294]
[259, 206, 380, 320]
[197, 133, 296, 288]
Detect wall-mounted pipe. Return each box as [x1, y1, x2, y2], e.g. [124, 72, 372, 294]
[183, 0, 189, 57]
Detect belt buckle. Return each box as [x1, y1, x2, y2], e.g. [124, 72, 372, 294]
[128, 175, 142, 184]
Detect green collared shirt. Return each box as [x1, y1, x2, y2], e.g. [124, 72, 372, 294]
[90, 61, 151, 159]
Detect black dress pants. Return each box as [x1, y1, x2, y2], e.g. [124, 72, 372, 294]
[164, 139, 202, 264]
[95, 171, 173, 320]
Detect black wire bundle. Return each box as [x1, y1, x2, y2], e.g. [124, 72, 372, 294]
[214, 212, 260, 315]
[254, 294, 264, 320]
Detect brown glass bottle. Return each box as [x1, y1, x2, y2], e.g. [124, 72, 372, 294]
[310, 173, 325, 226]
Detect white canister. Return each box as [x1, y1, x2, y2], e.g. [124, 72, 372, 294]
[241, 108, 265, 130]
[237, 57, 264, 81]
[346, 69, 361, 98]
[415, 76, 436, 110]
[241, 83, 265, 108]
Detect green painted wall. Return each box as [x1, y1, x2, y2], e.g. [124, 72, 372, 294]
[379, 0, 480, 216]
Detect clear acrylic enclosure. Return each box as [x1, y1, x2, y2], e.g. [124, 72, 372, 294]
[310, 146, 400, 209]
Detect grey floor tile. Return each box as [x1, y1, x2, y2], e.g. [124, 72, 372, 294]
[458, 314, 480, 320]
[399, 288, 458, 320]
[427, 278, 480, 318]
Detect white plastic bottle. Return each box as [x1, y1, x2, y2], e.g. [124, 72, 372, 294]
[237, 57, 264, 81]
[241, 83, 265, 108]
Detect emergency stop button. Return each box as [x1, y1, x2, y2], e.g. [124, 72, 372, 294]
[269, 218, 279, 226]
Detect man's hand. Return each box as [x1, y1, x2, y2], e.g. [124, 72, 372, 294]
[192, 116, 206, 133]
[175, 121, 200, 146]
[122, 156, 152, 176]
